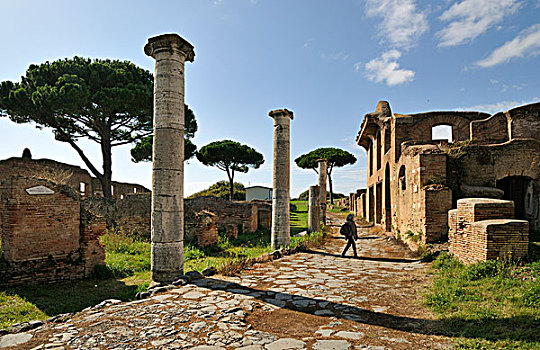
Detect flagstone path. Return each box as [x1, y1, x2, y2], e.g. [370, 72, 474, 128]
[1, 215, 452, 349]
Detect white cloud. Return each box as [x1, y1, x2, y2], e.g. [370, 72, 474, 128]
[476, 23, 540, 67]
[365, 50, 415, 86]
[365, 0, 428, 49]
[303, 38, 314, 49]
[438, 0, 522, 47]
[321, 51, 350, 61]
[457, 97, 540, 113]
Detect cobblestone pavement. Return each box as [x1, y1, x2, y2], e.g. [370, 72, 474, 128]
[2, 216, 452, 349]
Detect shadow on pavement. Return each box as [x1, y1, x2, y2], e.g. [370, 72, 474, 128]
[302, 249, 424, 264]
[190, 276, 538, 344]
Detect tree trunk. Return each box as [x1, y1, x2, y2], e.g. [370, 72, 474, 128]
[52, 124, 111, 198]
[328, 175, 334, 204]
[100, 134, 113, 198]
[328, 167, 334, 205]
[226, 166, 234, 201]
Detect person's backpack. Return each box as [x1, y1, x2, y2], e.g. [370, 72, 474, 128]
[340, 222, 351, 237]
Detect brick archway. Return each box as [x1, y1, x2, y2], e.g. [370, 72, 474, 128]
[410, 114, 473, 142]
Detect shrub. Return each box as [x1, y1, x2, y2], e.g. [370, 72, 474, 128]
[432, 251, 463, 271]
[520, 282, 540, 308]
[184, 244, 206, 261]
[462, 259, 513, 281]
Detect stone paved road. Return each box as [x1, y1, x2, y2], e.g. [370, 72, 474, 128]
[2, 215, 452, 349]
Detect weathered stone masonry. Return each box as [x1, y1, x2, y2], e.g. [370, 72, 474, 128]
[0, 157, 149, 199]
[145, 33, 194, 283]
[269, 109, 294, 249]
[0, 176, 105, 287]
[353, 101, 539, 262]
[83, 195, 272, 247]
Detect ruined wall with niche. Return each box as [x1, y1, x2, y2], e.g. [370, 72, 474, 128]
[84, 195, 272, 246]
[0, 176, 105, 287]
[448, 139, 540, 235]
[0, 157, 149, 199]
[185, 197, 272, 238]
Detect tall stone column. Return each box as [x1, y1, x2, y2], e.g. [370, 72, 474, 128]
[318, 159, 328, 225]
[269, 109, 294, 249]
[145, 34, 195, 283]
[308, 185, 320, 233]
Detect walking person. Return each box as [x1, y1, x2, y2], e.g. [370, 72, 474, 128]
[340, 214, 358, 257]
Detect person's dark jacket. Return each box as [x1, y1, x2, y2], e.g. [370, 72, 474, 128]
[343, 220, 358, 240]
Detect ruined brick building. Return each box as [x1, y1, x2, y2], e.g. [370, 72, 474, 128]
[353, 101, 539, 260]
[0, 156, 150, 199]
[0, 154, 271, 285]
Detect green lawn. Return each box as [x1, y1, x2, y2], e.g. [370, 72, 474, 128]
[425, 248, 540, 349]
[0, 201, 322, 329]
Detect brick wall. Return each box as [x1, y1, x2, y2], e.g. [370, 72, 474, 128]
[83, 195, 272, 246]
[1, 177, 81, 261]
[470, 112, 509, 144]
[457, 140, 540, 188]
[422, 185, 452, 242]
[0, 157, 149, 199]
[186, 197, 272, 236]
[507, 102, 540, 141]
[449, 198, 529, 263]
[356, 101, 539, 252]
[83, 194, 151, 237]
[185, 210, 218, 246]
[0, 176, 105, 287]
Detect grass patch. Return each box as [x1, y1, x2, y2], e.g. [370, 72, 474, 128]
[290, 200, 308, 236]
[0, 292, 47, 330]
[426, 252, 540, 349]
[1, 202, 324, 329]
[328, 205, 349, 213]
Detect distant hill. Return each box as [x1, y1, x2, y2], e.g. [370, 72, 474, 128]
[188, 181, 246, 200]
[294, 189, 345, 201]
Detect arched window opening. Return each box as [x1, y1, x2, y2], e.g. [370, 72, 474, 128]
[376, 129, 382, 170]
[384, 127, 391, 154]
[432, 125, 453, 143]
[368, 140, 373, 176]
[79, 182, 87, 196]
[398, 165, 406, 191]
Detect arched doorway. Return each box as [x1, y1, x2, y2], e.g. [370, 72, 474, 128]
[496, 176, 532, 220]
[385, 163, 392, 231]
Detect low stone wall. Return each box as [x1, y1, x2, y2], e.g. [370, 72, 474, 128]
[83, 194, 151, 237]
[84, 195, 272, 246]
[185, 210, 218, 246]
[449, 198, 529, 263]
[0, 176, 106, 287]
[334, 197, 349, 208]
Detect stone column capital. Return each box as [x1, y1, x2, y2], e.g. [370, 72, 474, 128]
[144, 33, 195, 62]
[269, 109, 294, 121]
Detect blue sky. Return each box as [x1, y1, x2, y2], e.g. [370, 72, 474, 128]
[0, 0, 539, 197]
